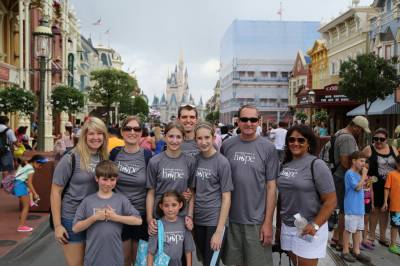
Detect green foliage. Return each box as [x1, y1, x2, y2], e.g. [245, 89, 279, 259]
[0, 87, 36, 115]
[205, 110, 220, 123]
[339, 53, 399, 117]
[119, 96, 149, 117]
[88, 69, 139, 124]
[314, 110, 328, 123]
[51, 85, 84, 114]
[295, 111, 308, 121]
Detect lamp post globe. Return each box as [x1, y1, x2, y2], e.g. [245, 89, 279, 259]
[33, 19, 53, 151]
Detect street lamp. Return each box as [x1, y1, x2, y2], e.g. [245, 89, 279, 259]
[33, 19, 53, 151]
[308, 90, 316, 126]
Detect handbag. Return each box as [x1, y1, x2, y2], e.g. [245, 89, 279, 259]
[135, 220, 170, 266]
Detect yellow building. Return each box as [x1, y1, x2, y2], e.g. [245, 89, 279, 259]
[307, 40, 329, 91]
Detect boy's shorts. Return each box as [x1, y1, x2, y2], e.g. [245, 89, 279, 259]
[0, 150, 14, 171]
[345, 215, 364, 233]
[390, 212, 400, 228]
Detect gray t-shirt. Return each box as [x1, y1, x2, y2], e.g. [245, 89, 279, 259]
[333, 130, 358, 181]
[52, 152, 101, 219]
[148, 217, 195, 266]
[220, 136, 279, 224]
[277, 155, 336, 227]
[194, 152, 234, 226]
[146, 152, 196, 217]
[114, 148, 148, 215]
[73, 193, 140, 266]
[181, 139, 199, 157]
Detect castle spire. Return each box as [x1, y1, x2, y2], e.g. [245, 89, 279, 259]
[179, 49, 184, 66]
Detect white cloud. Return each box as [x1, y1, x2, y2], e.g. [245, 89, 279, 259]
[200, 59, 220, 79]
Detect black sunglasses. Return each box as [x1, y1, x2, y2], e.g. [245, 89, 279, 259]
[122, 126, 142, 133]
[239, 117, 259, 123]
[372, 136, 386, 142]
[288, 137, 307, 144]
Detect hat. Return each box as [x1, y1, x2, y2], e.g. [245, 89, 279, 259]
[30, 155, 48, 164]
[65, 121, 73, 127]
[352, 116, 371, 134]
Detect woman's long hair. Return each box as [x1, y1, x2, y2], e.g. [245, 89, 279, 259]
[284, 125, 317, 163]
[74, 117, 108, 171]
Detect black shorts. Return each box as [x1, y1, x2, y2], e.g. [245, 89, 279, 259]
[390, 212, 400, 228]
[373, 179, 385, 208]
[194, 224, 226, 266]
[121, 215, 148, 242]
[365, 202, 372, 214]
[334, 178, 344, 212]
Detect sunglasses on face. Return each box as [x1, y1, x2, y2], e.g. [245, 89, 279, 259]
[372, 136, 386, 142]
[239, 117, 259, 123]
[288, 137, 307, 144]
[122, 126, 142, 133]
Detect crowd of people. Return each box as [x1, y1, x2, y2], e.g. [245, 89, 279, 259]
[1, 105, 400, 266]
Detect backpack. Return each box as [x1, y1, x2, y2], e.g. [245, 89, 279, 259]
[0, 128, 10, 156]
[2, 167, 32, 194]
[109, 146, 152, 166]
[319, 132, 350, 173]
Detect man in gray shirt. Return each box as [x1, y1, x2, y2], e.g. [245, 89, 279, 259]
[221, 105, 279, 266]
[331, 116, 370, 249]
[178, 104, 200, 157]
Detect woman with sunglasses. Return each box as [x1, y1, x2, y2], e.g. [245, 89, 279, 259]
[109, 116, 152, 266]
[146, 121, 196, 236]
[277, 125, 336, 266]
[362, 128, 399, 247]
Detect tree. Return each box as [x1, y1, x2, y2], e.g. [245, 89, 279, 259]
[339, 53, 399, 118]
[119, 96, 149, 117]
[51, 85, 84, 115]
[205, 110, 219, 123]
[295, 111, 308, 122]
[0, 87, 36, 115]
[88, 69, 138, 124]
[314, 110, 328, 123]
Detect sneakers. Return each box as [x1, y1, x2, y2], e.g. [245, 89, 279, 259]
[17, 226, 33, 232]
[341, 253, 356, 263]
[389, 245, 400, 255]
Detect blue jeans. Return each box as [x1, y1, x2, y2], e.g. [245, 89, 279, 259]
[61, 217, 86, 243]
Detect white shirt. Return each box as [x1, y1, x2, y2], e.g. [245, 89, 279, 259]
[271, 127, 287, 150]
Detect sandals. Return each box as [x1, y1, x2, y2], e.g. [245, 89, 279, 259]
[378, 240, 390, 247]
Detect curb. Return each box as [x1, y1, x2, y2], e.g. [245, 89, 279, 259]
[0, 216, 51, 263]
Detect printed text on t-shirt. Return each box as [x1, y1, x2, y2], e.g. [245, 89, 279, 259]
[195, 168, 212, 180]
[117, 161, 140, 174]
[233, 152, 256, 164]
[280, 168, 298, 179]
[164, 231, 184, 244]
[162, 168, 184, 180]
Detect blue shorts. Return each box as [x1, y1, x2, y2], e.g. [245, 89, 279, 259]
[13, 180, 28, 197]
[61, 217, 86, 243]
[0, 150, 14, 171]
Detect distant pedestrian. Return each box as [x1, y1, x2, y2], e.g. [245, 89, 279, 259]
[51, 117, 108, 266]
[0, 116, 17, 178]
[72, 160, 142, 266]
[382, 155, 400, 255]
[221, 105, 279, 266]
[271, 121, 287, 162]
[107, 127, 124, 153]
[341, 151, 371, 263]
[14, 155, 48, 232]
[139, 128, 155, 151]
[392, 125, 400, 153]
[153, 126, 166, 154]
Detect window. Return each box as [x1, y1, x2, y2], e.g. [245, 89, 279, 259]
[331, 62, 336, 75]
[247, 71, 255, 77]
[238, 71, 245, 77]
[270, 72, 277, 78]
[386, 0, 392, 12]
[261, 71, 268, 77]
[377, 47, 383, 58]
[281, 72, 289, 78]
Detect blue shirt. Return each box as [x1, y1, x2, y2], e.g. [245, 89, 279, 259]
[344, 169, 365, 215]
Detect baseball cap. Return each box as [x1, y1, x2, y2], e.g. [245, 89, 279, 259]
[352, 116, 371, 134]
[30, 155, 49, 164]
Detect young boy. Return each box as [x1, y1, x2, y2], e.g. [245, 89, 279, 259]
[382, 155, 400, 255]
[73, 160, 142, 266]
[341, 151, 371, 263]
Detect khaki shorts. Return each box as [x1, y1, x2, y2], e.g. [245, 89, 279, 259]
[222, 222, 273, 266]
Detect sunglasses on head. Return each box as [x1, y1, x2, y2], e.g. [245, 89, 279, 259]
[239, 117, 259, 123]
[372, 136, 386, 142]
[288, 137, 307, 144]
[122, 126, 142, 132]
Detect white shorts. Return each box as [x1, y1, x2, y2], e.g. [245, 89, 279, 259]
[345, 215, 364, 233]
[281, 222, 328, 259]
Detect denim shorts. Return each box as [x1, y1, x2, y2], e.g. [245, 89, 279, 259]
[0, 150, 14, 171]
[61, 217, 86, 243]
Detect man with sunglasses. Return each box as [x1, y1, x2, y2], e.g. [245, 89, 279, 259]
[178, 104, 200, 157]
[331, 116, 371, 251]
[220, 105, 279, 266]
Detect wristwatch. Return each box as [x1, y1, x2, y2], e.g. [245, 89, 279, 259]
[311, 222, 320, 231]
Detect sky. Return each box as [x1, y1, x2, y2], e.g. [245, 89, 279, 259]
[69, 0, 373, 105]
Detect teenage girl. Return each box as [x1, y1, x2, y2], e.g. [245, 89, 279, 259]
[146, 122, 196, 235]
[147, 191, 195, 266]
[193, 122, 233, 265]
[14, 155, 48, 232]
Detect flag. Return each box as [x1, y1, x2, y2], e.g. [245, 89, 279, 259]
[105, 29, 110, 35]
[92, 17, 101, 26]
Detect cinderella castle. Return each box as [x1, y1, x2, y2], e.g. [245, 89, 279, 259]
[152, 52, 204, 123]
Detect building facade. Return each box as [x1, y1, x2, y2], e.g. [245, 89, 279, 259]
[219, 20, 320, 124]
[288, 51, 310, 109]
[206, 80, 221, 114]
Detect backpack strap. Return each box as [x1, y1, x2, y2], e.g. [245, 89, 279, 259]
[61, 152, 76, 199]
[143, 148, 152, 166]
[310, 158, 321, 200]
[109, 146, 123, 161]
[389, 145, 397, 158]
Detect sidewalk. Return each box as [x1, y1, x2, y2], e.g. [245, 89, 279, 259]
[0, 189, 49, 258]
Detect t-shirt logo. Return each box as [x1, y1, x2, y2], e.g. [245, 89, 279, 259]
[233, 152, 256, 164]
[117, 161, 140, 175]
[183, 150, 199, 157]
[195, 168, 212, 180]
[92, 207, 116, 215]
[165, 231, 184, 244]
[162, 168, 184, 180]
[280, 167, 298, 179]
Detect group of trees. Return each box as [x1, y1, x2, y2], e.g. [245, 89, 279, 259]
[0, 68, 148, 125]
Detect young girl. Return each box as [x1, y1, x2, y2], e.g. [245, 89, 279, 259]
[193, 122, 233, 266]
[361, 163, 375, 250]
[14, 155, 48, 232]
[146, 122, 196, 236]
[147, 191, 195, 266]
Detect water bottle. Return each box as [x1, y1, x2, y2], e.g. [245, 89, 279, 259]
[293, 213, 314, 242]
